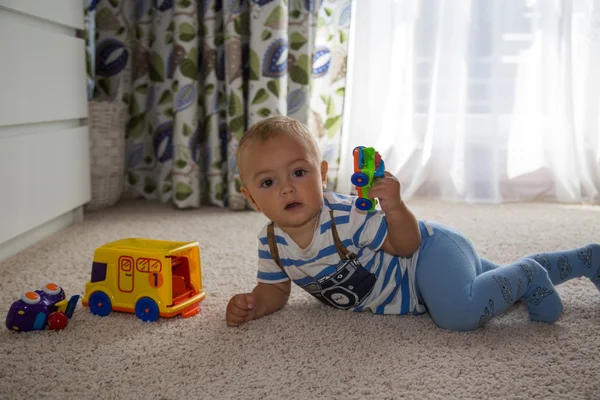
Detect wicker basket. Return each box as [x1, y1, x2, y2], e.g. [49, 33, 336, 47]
[85, 98, 128, 211]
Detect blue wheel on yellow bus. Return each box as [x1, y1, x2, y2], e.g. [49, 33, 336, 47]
[89, 291, 112, 317]
[135, 297, 159, 322]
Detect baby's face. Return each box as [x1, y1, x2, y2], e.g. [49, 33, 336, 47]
[240, 133, 326, 232]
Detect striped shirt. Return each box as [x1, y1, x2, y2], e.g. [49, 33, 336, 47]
[256, 191, 426, 315]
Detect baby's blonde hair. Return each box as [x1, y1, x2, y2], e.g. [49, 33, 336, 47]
[236, 116, 321, 181]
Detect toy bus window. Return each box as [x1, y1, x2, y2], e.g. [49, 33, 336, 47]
[91, 262, 107, 282]
[136, 258, 161, 273]
[120, 256, 133, 272]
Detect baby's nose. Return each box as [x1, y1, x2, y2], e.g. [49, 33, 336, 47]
[281, 181, 295, 194]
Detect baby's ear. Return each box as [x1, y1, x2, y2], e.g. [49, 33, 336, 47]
[241, 186, 261, 211]
[320, 160, 329, 186]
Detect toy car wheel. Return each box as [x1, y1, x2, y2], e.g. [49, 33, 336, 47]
[47, 311, 68, 330]
[356, 198, 374, 211]
[351, 172, 369, 187]
[89, 291, 112, 317]
[135, 298, 159, 322]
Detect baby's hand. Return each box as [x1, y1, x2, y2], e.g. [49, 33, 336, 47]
[369, 171, 403, 214]
[226, 293, 256, 327]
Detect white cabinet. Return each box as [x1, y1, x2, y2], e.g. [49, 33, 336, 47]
[0, 1, 90, 261]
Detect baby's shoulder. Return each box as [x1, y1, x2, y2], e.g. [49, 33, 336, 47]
[323, 191, 356, 213]
[256, 220, 273, 244]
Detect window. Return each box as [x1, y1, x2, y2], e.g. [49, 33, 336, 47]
[136, 258, 162, 273]
[91, 262, 107, 282]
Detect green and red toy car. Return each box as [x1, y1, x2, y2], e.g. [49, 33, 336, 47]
[351, 146, 385, 211]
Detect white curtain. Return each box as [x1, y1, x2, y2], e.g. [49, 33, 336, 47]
[339, 0, 600, 203]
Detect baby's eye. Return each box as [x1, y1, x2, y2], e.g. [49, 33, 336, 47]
[260, 179, 274, 188]
[294, 169, 307, 177]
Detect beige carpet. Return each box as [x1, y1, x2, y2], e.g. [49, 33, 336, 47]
[0, 199, 599, 400]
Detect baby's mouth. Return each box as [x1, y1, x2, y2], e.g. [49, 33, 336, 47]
[284, 202, 302, 210]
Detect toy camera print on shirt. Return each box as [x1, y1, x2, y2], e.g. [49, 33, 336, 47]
[301, 258, 376, 310]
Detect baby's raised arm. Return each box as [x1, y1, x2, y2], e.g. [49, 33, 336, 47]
[370, 171, 421, 257]
[225, 281, 291, 327]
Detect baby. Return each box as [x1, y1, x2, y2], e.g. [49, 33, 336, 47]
[226, 116, 600, 331]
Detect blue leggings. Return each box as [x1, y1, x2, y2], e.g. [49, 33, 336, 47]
[415, 222, 600, 331]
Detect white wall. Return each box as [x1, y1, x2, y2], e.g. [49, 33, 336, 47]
[0, 0, 90, 261]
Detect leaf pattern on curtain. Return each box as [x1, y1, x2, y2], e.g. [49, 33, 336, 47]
[92, 0, 351, 209]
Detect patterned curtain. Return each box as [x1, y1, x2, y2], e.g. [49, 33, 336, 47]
[91, 0, 351, 210]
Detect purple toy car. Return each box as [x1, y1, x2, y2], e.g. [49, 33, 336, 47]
[5, 283, 79, 332]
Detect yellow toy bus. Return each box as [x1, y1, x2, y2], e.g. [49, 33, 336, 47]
[82, 238, 206, 322]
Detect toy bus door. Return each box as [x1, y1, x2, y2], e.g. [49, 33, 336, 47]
[118, 256, 134, 292]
